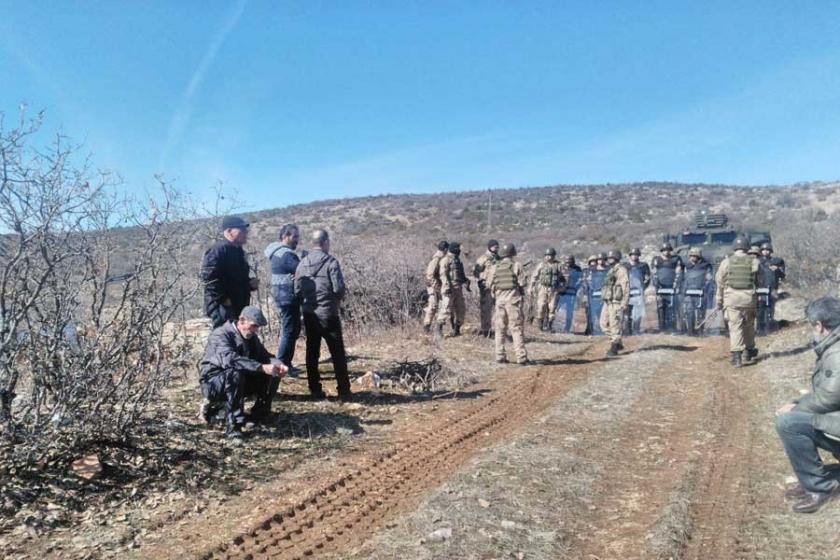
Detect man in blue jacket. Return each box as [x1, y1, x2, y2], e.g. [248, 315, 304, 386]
[265, 224, 301, 373]
[776, 296, 840, 512]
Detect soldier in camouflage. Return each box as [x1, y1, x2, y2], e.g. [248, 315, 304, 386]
[423, 241, 448, 333]
[530, 248, 566, 332]
[601, 250, 630, 356]
[715, 237, 760, 367]
[486, 243, 528, 365]
[473, 239, 500, 337]
[437, 242, 470, 337]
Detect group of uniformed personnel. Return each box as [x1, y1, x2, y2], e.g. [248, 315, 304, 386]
[424, 237, 786, 364]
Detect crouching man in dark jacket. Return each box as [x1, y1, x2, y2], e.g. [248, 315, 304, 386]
[199, 306, 287, 439]
[775, 296, 840, 512]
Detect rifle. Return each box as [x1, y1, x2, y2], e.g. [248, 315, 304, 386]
[697, 308, 721, 331]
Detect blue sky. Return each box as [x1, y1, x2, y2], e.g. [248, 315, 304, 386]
[2, 1, 839, 210]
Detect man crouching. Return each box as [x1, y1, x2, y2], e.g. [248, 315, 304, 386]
[199, 306, 287, 439]
[775, 296, 840, 513]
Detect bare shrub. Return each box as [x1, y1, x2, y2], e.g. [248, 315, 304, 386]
[0, 114, 214, 475]
[772, 209, 840, 292]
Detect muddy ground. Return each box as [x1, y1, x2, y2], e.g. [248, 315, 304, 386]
[2, 321, 839, 560]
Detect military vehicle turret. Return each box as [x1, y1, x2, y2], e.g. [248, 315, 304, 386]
[662, 210, 772, 270]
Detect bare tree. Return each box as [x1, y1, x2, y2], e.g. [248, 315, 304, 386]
[0, 113, 215, 471]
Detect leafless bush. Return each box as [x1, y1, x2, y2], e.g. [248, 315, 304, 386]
[772, 209, 840, 293]
[338, 243, 427, 337]
[0, 113, 216, 474]
[379, 358, 445, 393]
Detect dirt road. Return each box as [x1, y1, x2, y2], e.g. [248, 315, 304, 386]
[181, 330, 797, 560]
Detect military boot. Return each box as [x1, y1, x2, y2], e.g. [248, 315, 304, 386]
[435, 323, 444, 338]
[746, 347, 759, 362]
[606, 342, 620, 357]
[730, 351, 742, 368]
[452, 322, 461, 337]
[423, 324, 431, 334]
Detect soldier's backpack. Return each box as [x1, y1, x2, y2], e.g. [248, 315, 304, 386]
[728, 255, 755, 290]
[494, 260, 518, 291]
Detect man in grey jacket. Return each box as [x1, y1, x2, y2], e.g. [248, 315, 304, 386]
[294, 229, 351, 400]
[775, 296, 840, 512]
[265, 224, 302, 372]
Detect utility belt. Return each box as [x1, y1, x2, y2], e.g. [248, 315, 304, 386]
[657, 288, 675, 295]
[684, 289, 704, 297]
[591, 290, 602, 298]
[629, 288, 642, 297]
[755, 288, 771, 295]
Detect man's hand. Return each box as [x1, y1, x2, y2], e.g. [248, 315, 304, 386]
[775, 402, 796, 416]
[249, 277, 260, 291]
[262, 363, 288, 377]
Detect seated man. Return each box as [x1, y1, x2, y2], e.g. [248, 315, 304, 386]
[775, 296, 840, 513]
[198, 306, 287, 439]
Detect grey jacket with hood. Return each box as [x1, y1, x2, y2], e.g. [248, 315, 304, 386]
[795, 327, 840, 438]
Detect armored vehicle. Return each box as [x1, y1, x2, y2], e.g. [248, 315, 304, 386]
[663, 211, 771, 270]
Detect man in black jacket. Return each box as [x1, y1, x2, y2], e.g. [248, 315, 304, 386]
[199, 306, 287, 439]
[294, 229, 351, 400]
[201, 216, 257, 328]
[775, 297, 840, 512]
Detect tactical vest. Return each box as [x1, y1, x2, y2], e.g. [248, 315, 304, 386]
[601, 266, 623, 302]
[655, 256, 680, 288]
[268, 245, 294, 286]
[448, 257, 467, 285]
[494, 260, 518, 291]
[728, 255, 755, 290]
[757, 261, 778, 289]
[540, 263, 559, 287]
[684, 261, 709, 291]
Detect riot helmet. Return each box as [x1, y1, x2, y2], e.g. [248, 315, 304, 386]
[733, 237, 750, 252]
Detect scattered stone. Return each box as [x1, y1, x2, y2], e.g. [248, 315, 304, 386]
[71, 454, 102, 481]
[427, 527, 452, 542]
[478, 498, 490, 508]
[336, 427, 354, 436]
[500, 520, 516, 530]
[355, 371, 382, 389]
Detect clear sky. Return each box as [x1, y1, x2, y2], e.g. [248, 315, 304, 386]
[2, 1, 839, 210]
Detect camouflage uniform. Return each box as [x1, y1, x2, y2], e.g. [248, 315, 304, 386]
[473, 242, 500, 335]
[715, 243, 759, 367]
[437, 245, 469, 335]
[487, 246, 528, 364]
[530, 252, 565, 331]
[600, 252, 630, 355]
[423, 247, 447, 329]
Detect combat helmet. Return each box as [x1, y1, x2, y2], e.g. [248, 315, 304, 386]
[587, 254, 598, 264]
[629, 248, 642, 257]
[498, 243, 517, 258]
[660, 242, 673, 252]
[487, 239, 500, 251]
[564, 255, 575, 264]
[688, 247, 703, 258]
[545, 247, 557, 257]
[760, 242, 773, 252]
[449, 242, 461, 254]
[748, 245, 760, 256]
[597, 252, 608, 261]
[606, 249, 622, 261]
[733, 237, 750, 251]
[437, 240, 449, 252]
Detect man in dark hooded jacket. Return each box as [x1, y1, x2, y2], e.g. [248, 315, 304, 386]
[201, 216, 257, 328]
[294, 229, 351, 400]
[775, 296, 840, 513]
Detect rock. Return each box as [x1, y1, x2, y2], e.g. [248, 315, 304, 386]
[478, 499, 490, 508]
[336, 427, 355, 436]
[500, 520, 516, 530]
[354, 371, 381, 389]
[427, 527, 452, 542]
[775, 294, 807, 323]
[71, 454, 102, 481]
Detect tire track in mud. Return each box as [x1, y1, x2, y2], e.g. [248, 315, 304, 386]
[680, 357, 760, 560]
[200, 343, 606, 560]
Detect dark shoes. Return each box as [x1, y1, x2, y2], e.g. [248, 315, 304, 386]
[225, 423, 245, 441]
[746, 347, 759, 361]
[423, 324, 432, 334]
[784, 483, 807, 501]
[730, 351, 742, 368]
[791, 486, 840, 513]
[310, 390, 328, 401]
[496, 357, 508, 364]
[338, 391, 354, 402]
[606, 342, 620, 357]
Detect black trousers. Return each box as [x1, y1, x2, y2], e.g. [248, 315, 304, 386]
[201, 368, 279, 426]
[303, 313, 351, 396]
